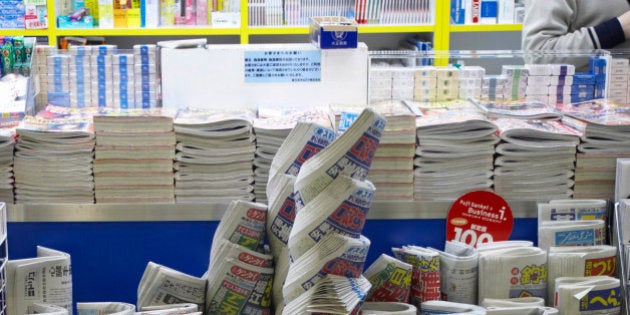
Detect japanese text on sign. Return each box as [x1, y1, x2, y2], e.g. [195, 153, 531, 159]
[244, 50, 321, 83]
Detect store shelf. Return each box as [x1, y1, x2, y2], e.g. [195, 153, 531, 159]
[0, 29, 51, 37]
[358, 25, 435, 34]
[55, 27, 242, 37]
[449, 24, 522, 32]
[247, 26, 310, 35]
[7, 200, 539, 222]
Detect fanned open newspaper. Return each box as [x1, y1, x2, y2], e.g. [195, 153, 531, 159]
[136, 262, 206, 311]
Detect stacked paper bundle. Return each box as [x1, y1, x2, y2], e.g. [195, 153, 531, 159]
[492, 118, 581, 200]
[13, 115, 95, 203]
[477, 243, 547, 304]
[458, 66, 485, 100]
[413, 66, 459, 102]
[112, 54, 135, 109]
[481, 75, 510, 101]
[252, 107, 333, 203]
[413, 104, 498, 201]
[34, 45, 56, 109]
[553, 276, 620, 315]
[428, 241, 478, 305]
[559, 99, 630, 198]
[45, 54, 71, 107]
[173, 108, 256, 203]
[332, 101, 416, 200]
[608, 58, 630, 104]
[206, 200, 274, 315]
[67, 46, 92, 108]
[283, 108, 386, 314]
[265, 121, 335, 311]
[137, 262, 206, 311]
[501, 65, 528, 101]
[369, 63, 394, 103]
[363, 254, 413, 303]
[523, 64, 575, 105]
[392, 246, 440, 308]
[134, 45, 160, 109]
[93, 110, 175, 203]
[0, 128, 15, 204]
[91, 45, 117, 108]
[546, 246, 617, 306]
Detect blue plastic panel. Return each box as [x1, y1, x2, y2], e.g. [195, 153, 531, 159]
[8, 218, 537, 304]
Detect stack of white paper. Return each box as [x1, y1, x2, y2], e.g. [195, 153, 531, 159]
[14, 115, 95, 204]
[363, 254, 413, 303]
[76, 303, 135, 315]
[429, 241, 478, 305]
[282, 108, 386, 314]
[366, 101, 416, 200]
[7, 246, 73, 315]
[492, 117, 581, 200]
[93, 109, 176, 203]
[412, 104, 498, 201]
[553, 276, 620, 315]
[0, 128, 15, 204]
[546, 246, 617, 306]
[477, 245, 547, 304]
[392, 246, 440, 307]
[137, 262, 206, 311]
[173, 108, 256, 203]
[253, 106, 333, 203]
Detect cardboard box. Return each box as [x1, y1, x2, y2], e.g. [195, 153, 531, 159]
[310, 16, 358, 49]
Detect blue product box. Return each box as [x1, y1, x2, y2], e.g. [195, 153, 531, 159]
[573, 73, 595, 85]
[570, 84, 595, 95]
[57, 15, 94, 28]
[589, 56, 607, 76]
[451, 0, 466, 24]
[310, 16, 358, 49]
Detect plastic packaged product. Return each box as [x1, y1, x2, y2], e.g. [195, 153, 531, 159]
[436, 67, 459, 80]
[573, 73, 595, 85]
[550, 64, 575, 76]
[94, 45, 117, 56]
[135, 90, 158, 100]
[460, 66, 486, 78]
[414, 66, 438, 78]
[134, 63, 157, 74]
[525, 64, 552, 76]
[112, 53, 134, 65]
[548, 85, 571, 95]
[68, 45, 93, 55]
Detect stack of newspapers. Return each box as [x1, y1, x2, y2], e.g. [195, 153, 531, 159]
[265, 121, 335, 312]
[346, 101, 417, 200]
[7, 246, 72, 315]
[412, 103, 498, 201]
[392, 246, 441, 308]
[206, 200, 274, 314]
[14, 115, 95, 203]
[252, 106, 333, 203]
[492, 117, 581, 200]
[559, 99, 630, 198]
[173, 108, 256, 203]
[362, 254, 412, 303]
[137, 262, 206, 311]
[282, 108, 386, 314]
[93, 110, 176, 203]
[0, 128, 15, 204]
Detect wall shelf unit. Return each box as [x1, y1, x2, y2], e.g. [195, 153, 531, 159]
[3, 0, 523, 48]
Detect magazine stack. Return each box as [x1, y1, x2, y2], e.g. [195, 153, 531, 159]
[559, 99, 630, 198]
[14, 114, 95, 203]
[412, 101, 498, 201]
[173, 108, 256, 203]
[92, 110, 176, 203]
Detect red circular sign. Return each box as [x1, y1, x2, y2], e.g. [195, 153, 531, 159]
[446, 191, 514, 248]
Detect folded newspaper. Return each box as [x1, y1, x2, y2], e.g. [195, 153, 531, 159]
[136, 262, 206, 311]
[363, 254, 412, 303]
[209, 200, 268, 267]
[26, 303, 69, 315]
[7, 246, 73, 315]
[283, 233, 370, 302]
[294, 107, 386, 207]
[282, 274, 371, 315]
[288, 175, 375, 261]
[428, 241, 478, 305]
[391, 245, 440, 306]
[553, 276, 621, 314]
[76, 302, 135, 315]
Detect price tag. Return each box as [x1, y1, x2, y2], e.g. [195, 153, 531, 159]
[446, 191, 513, 248]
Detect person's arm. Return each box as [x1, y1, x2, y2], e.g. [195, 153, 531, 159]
[522, 0, 626, 50]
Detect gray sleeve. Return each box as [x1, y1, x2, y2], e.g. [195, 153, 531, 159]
[522, 0, 597, 51]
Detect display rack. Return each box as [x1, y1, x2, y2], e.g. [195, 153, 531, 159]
[0, 203, 7, 315]
[1, 0, 521, 48]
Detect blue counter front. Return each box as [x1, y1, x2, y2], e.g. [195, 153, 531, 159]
[8, 217, 538, 304]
